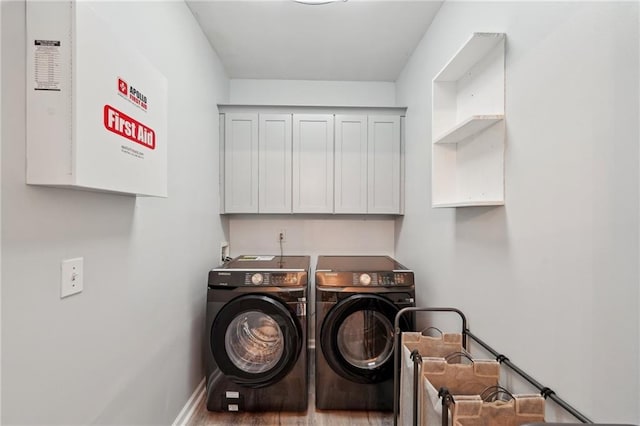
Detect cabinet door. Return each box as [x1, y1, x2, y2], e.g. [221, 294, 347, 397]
[368, 115, 401, 214]
[224, 113, 258, 213]
[335, 115, 368, 214]
[292, 114, 334, 213]
[259, 114, 292, 213]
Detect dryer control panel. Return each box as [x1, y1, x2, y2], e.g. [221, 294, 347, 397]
[316, 271, 414, 287]
[315, 255, 414, 288]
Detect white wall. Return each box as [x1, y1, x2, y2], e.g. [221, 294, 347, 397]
[1, 2, 229, 424]
[229, 216, 396, 284]
[396, 1, 639, 423]
[229, 216, 395, 259]
[230, 79, 396, 106]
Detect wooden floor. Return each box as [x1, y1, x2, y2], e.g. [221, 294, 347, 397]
[187, 350, 393, 426]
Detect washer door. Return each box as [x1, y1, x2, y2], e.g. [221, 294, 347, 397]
[321, 293, 411, 384]
[211, 294, 302, 388]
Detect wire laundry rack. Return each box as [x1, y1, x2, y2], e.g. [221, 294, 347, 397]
[392, 307, 594, 426]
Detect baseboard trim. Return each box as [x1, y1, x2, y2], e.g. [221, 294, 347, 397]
[172, 377, 205, 426]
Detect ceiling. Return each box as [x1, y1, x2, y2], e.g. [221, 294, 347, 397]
[186, 0, 443, 82]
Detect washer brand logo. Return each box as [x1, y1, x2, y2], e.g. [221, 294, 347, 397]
[217, 272, 231, 276]
[116, 76, 148, 111]
[103, 105, 155, 150]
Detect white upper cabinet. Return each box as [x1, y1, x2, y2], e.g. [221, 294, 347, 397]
[292, 114, 335, 213]
[335, 115, 368, 214]
[334, 115, 402, 214]
[219, 105, 405, 215]
[432, 32, 506, 208]
[223, 113, 258, 213]
[259, 114, 292, 213]
[368, 115, 401, 214]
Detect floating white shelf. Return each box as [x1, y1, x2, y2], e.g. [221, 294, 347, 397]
[431, 32, 506, 208]
[435, 33, 505, 82]
[432, 200, 505, 208]
[433, 115, 504, 145]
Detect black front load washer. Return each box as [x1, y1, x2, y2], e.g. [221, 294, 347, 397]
[315, 255, 415, 411]
[205, 255, 309, 412]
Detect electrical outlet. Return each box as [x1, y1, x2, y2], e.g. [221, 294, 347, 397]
[61, 257, 83, 298]
[278, 229, 286, 243]
[220, 241, 229, 262]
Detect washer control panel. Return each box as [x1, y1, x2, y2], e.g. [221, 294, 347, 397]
[209, 255, 310, 288]
[245, 272, 300, 286]
[209, 270, 307, 287]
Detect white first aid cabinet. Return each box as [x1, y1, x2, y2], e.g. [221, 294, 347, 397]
[26, 2, 168, 197]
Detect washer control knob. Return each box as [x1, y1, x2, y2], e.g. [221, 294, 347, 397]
[359, 273, 372, 286]
[251, 273, 264, 285]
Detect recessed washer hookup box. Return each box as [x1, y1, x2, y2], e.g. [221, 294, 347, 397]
[26, 1, 168, 197]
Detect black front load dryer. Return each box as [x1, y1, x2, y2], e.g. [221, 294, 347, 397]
[315, 255, 415, 411]
[205, 255, 309, 412]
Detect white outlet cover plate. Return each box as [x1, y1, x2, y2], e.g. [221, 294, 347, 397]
[61, 257, 83, 298]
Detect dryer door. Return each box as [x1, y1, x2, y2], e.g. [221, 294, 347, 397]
[210, 294, 302, 388]
[321, 293, 411, 384]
